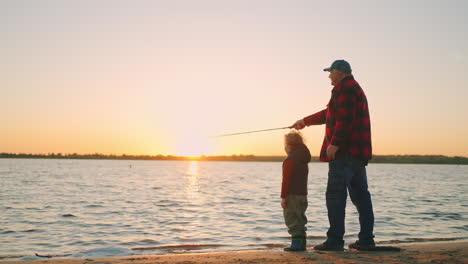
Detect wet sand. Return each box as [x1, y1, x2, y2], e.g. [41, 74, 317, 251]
[2, 241, 467, 264]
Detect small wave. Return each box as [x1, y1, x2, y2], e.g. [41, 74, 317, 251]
[34, 253, 72, 258]
[157, 204, 179, 208]
[131, 244, 223, 251]
[420, 212, 464, 221]
[85, 204, 104, 208]
[73, 247, 133, 258]
[177, 237, 201, 242]
[157, 199, 175, 203]
[451, 225, 468, 231]
[66, 240, 86, 246]
[1, 230, 15, 234]
[166, 221, 192, 225]
[0, 255, 27, 260]
[25, 207, 42, 210]
[138, 239, 162, 244]
[61, 214, 77, 217]
[235, 198, 252, 201]
[385, 232, 412, 236]
[420, 199, 436, 203]
[22, 229, 41, 233]
[418, 217, 434, 221]
[20, 256, 43, 261]
[170, 227, 187, 232]
[225, 212, 248, 218]
[118, 239, 162, 246]
[379, 236, 468, 244]
[247, 243, 283, 249]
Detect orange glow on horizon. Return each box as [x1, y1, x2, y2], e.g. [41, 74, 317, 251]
[174, 134, 215, 157]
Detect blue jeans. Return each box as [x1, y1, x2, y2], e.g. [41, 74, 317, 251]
[326, 153, 375, 245]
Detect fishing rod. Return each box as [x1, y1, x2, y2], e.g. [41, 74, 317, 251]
[210, 126, 292, 138]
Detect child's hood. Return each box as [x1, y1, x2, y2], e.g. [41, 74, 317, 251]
[288, 144, 311, 164]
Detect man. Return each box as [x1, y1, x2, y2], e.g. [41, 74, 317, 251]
[292, 60, 375, 251]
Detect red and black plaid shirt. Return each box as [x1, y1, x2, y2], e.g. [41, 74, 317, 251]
[304, 75, 372, 162]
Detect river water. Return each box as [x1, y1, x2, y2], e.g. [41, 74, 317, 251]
[0, 159, 467, 259]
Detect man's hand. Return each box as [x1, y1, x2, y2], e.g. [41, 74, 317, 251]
[327, 144, 339, 160]
[291, 119, 306, 130]
[281, 198, 287, 209]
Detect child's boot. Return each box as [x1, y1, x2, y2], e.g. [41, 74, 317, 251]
[284, 237, 306, 251]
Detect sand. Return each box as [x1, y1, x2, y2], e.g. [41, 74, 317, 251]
[2, 241, 466, 264]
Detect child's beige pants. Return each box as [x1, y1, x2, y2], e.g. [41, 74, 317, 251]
[283, 194, 308, 238]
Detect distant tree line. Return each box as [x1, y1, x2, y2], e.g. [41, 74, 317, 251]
[370, 155, 468, 164]
[0, 153, 467, 164]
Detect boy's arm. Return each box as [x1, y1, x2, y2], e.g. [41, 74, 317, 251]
[304, 109, 327, 126]
[281, 159, 295, 198]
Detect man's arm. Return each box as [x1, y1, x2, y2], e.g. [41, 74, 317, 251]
[304, 109, 327, 126]
[291, 109, 326, 129]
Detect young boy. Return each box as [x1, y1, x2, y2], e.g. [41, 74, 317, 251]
[281, 131, 311, 251]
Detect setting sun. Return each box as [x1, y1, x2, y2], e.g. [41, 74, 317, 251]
[175, 135, 214, 157]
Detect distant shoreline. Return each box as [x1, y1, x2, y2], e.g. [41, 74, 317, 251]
[1, 153, 467, 165]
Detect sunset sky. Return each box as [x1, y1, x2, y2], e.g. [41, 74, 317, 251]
[2, 0, 468, 157]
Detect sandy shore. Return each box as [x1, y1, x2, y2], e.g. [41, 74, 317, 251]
[2, 241, 467, 264]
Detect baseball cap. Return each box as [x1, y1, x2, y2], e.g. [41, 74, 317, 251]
[323, 60, 352, 74]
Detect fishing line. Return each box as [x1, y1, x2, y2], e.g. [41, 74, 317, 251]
[209, 126, 292, 138]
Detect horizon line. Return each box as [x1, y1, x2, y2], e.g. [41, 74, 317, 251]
[1, 152, 467, 159]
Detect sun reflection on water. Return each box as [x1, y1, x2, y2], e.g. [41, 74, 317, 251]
[185, 160, 200, 200]
[187, 160, 199, 177]
[179, 160, 205, 241]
